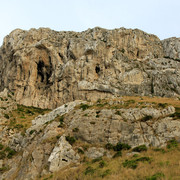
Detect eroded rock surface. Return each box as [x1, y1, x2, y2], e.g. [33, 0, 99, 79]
[162, 37, 180, 60]
[65, 104, 178, 147]
[0, 27, 179, 109]
[48, 135, 80, 172]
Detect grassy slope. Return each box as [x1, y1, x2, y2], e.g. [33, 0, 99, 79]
[2, 104, 50, 134]
[45, 144, 180, 180]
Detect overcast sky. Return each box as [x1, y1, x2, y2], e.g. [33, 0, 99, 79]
[0, 0, 180, 45]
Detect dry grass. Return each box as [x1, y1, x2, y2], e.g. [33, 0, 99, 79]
[3, 104, 50, 134]
[43, 144, 180, 180]
[121, 96, 180, 108]
[76, 96, 180, 112]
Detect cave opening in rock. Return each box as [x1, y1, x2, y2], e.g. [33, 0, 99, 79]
[37, 60, 45, 82]
[95, 65, 100, 74]
[137, 50, 139, 58]
[58, 52, 64, 59]
[62, 159, 68, 162]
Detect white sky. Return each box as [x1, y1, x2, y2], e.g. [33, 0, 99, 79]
[0, 0, 180, 45]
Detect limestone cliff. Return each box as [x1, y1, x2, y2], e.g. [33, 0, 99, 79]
[0, 27, 179, 109]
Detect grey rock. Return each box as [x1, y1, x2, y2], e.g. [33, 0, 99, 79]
[48, 135, 80, 172]
[85, 147, 105, 159]
[162, 37, 180, 60]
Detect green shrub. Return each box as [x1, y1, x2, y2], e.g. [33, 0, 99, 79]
[29, 129, 36, 135]
[72, 127, 79, 132]
[4, 114, 10, 119]
[84, 166, 95, 175]
[105, 143, 114, 150]
[4, 147, 11, 152]
[0, 151, 6, 159]
[17, 105, 24, 112]
[158, 103, 167, 108]
[59, 116, 64, 123]
[136, 156, 151, 162]
[80, 104, 90, 111]
[25, 109, 34, 115]
[4, 147, 16, 159]
[122, 159, 138, 169]
[92, 157, 102, 163]
[7, 149, 16, 158]
[56, 135, 61, 139]
[77, 148, 84, 154]
[153, 148, 166, 153]
[115, 111, 121, 115]
[14, 124, 24, 129]
[99, 160, 106, 168]
[58, 116, 65, 128]
[0, 144, 4, 150]
[170, 107, 180, 119]
[167, 139, 178, 149]
[96, 111, 101, 114]
[132, 145, 147, 152]
[8, 94, 12, 98]
[123, 156, 151, 169]
[96, 103, 105, 107]
[113, 151, 122, 158]
[113, 142, 131, 151]
[0, 166, 9, 173]
[126, 99, 135, 104]
[120, 49, 125, 53]
[65, 136, 76, 145]
[141, 115, 153, 121]
[101, 169, 111, 178]
[146, 172, 165, 180]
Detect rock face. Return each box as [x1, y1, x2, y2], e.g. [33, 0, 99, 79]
[0, 27, 179, 109]
[65, 104, 178, 147]
[162, 37, 180, 60]
[48, 135, 80, 172]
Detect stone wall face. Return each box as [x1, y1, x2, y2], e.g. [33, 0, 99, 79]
[0, 27, 179, 109]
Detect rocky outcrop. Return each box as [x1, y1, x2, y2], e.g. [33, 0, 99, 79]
[162, 37, 180, 60]
[65, 104, 178, 147]
[1, 27, 180, 109]
[48, 135, 80, 172]
[0, 98, 179, 180]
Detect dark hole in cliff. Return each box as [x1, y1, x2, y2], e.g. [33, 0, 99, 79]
[69, 51, 76, 60]
[58, 52, 64, 59]
[95, 66, 100, 74]
[37, 60, 45, 82]
[85, 49, 94, 55]
[137, 50, 139, 58]
[62, 159, 68, 162]
[49, 56, 51, 62]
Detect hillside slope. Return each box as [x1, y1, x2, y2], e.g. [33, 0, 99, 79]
[0, 27, 180, 179]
